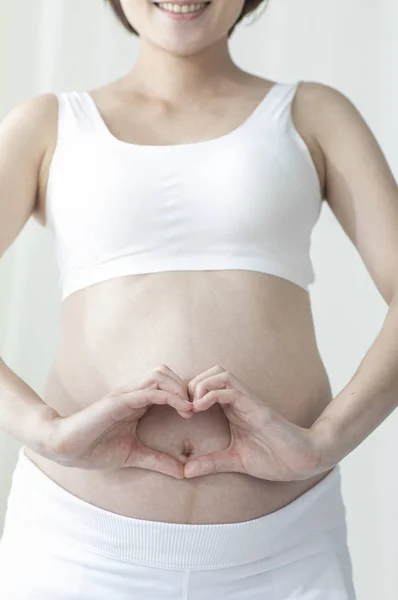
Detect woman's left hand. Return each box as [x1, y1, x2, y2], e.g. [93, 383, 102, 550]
[184, 365, 332, 481]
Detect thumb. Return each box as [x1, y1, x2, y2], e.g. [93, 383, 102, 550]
[127, 440, 185, 480]
[184, 448, 238, 478]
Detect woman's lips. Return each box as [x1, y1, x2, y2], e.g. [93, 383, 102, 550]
[154, 3, 210, 21]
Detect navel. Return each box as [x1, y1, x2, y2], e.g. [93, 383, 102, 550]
[180, 441, 195, 459]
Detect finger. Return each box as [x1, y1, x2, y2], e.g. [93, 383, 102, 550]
[109, 388, 193, 421]
[128, 389, 193, 414]
[105, 389, 192, 416]
[193, 388, 265, 428]
[116, 366, 189, 402]
[155, 364, 189, 400]
[191, 369, 250, 403]
[187, 365, 227, 400]
[184, 447, 239, 478]
[153, 364, 182, 383]
[154, 365, 191, 399]
[150, 364, 189, 398]
[192, 388, 237, 412]
[127, 441, 185, 479]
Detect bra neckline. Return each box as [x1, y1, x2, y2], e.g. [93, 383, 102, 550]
[80, 81, 289, 151]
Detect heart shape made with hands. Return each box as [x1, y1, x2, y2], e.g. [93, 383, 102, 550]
[173, 364, 325, 482]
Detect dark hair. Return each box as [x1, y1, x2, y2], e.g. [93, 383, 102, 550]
[105, 1, 266, 38]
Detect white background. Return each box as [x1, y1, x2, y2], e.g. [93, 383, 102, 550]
[1, 1, 398, 598]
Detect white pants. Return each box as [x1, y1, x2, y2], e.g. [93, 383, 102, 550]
[0, 446, 357, 599]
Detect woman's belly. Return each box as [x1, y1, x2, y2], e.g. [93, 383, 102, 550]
[26, 270, 334, 524]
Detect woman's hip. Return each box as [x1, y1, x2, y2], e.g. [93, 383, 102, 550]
[0, 446, 357, 599]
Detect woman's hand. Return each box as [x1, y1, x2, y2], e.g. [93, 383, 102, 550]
[184, 365, 329, 481]
[40, 365, 192, 478]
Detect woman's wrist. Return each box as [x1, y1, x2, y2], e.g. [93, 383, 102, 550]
[23, 404, 61, 456]
[311, 418, 341, 471]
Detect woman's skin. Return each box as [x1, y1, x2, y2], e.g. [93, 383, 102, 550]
[1, 0, 333, 524]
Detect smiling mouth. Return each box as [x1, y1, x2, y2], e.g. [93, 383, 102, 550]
[153, 3, 212, 23]
[154, 2, 211, 12]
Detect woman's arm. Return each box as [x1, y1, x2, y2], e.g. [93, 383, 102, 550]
[312, 297, 398, 469]
[300, 82, 398, 468]
[0, 94, 60, 453]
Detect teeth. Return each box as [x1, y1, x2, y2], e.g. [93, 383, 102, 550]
[157, 3, 207, 14]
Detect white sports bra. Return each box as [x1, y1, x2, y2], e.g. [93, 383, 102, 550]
[45, 81, 323, 301]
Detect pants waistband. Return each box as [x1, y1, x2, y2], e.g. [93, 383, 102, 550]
[4, 446, 346, 569]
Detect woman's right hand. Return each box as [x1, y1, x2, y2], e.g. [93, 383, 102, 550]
[39, 365, 193, 479]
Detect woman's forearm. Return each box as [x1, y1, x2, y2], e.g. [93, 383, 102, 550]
[0, 356, 59, 451]
[311, 296, 398, 468]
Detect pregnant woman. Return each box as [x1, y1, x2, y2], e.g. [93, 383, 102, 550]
[1, 0, 398, 598]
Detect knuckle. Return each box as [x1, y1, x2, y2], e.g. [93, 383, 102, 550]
[143, 365, 168, 386]
[137, 390, 150, 404]
[195, 383, 205, 399]
[107, 396, 128, 420]
[143, 374, 158, 388]
[187, 381, 197, 399]
[104, 389, 128, 409]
